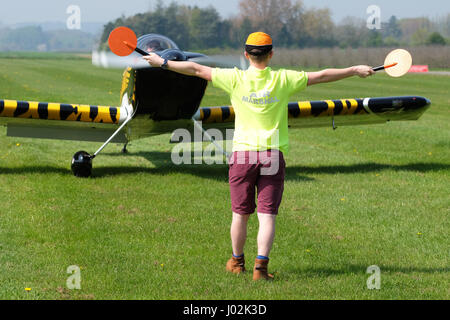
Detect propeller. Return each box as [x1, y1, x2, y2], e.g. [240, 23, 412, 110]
[189, 55, 249, 70]
[92, 50, 150, 69]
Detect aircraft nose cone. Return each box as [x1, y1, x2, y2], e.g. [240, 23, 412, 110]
[411, 96, 431, 109]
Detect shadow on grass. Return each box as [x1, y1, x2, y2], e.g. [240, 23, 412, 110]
[97, 151, 449, 178]
[287, 162, 450, 175]
[0, 165, 69, 175]
[289, 264, 450, 277]
[0, 150, 448, 181]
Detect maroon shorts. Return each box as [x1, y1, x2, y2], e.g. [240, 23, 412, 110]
[228, 150, 286, 215]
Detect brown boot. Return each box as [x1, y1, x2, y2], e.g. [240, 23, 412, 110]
[253, 258, 274, 280]
[226, 255, 246, 274]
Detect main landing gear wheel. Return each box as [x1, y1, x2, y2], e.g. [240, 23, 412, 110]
[71, 151, 93, 178]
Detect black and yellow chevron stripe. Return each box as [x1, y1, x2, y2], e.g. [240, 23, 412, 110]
[197, 99, 367, 123]
[0, 100, 120, 124]
[198, 106, 235, 124]
[288, 98, 367, 118]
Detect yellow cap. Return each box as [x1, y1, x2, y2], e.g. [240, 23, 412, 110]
[246, 32, 272, 46]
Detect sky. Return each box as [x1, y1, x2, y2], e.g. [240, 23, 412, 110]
[0, 0, 449, 25]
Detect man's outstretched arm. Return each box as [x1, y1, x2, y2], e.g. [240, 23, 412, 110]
[143, 53, 212, 81]
[307, 66, 375, 86]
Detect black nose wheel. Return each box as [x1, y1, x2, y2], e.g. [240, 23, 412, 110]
[69, 103, 134, 178]
[71, 151, 93, 177]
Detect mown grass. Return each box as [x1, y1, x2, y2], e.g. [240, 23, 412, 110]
[0, 54, 448, 300]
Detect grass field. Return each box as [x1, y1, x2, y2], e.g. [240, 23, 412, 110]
[0, 54, 449, 300]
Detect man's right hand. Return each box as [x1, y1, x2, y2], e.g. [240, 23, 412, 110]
[352, 65, 376, 78]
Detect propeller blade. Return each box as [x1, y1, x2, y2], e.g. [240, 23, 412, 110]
[190, 55, 248, 69]
[92, 51, 150, 69]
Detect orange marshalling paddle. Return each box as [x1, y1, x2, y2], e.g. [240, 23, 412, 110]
[108, 26, 149, 57]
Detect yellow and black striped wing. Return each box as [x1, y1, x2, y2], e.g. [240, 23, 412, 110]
[0, 100, 121, 124]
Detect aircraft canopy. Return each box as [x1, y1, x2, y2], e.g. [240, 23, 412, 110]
[137, 34, 179, 53]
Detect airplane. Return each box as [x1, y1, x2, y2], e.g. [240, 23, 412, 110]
[0, 32, 431, 177]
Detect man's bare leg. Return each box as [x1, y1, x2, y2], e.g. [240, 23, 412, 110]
[253, 212, 276, 280]
[257, 213, 276, 257]
[230, 212, 250, 256]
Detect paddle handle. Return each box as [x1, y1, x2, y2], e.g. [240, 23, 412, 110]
[372, 63, 398, 72]
[135, 47, 149, 56]
[372, 65, 385, 71]
[123, 40, 149, 56]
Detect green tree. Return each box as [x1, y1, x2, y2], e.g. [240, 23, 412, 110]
[239, 0, 306, 47]
[189, 6, 221, 49]
[364, 30, 383, 47]
[399, 17, 431, 44]
[427, 31, 446, 45]
[383, 15, 402, 39]
[301, 8, 335, 47]
[217, 19, 233, 48]
[99, 3, 191, 50]
[334, 17, 368, 48]
[383, 36, 400, 47]
[226, 15, 259, 48]
[0, 26, 48, 51]
[411, 28, 430, 45]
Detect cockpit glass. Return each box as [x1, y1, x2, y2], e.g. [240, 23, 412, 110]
[137, 34, 179, 53]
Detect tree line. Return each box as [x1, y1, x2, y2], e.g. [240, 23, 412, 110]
[100, 0, 449, 51]
[0, 26, 95, 52]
